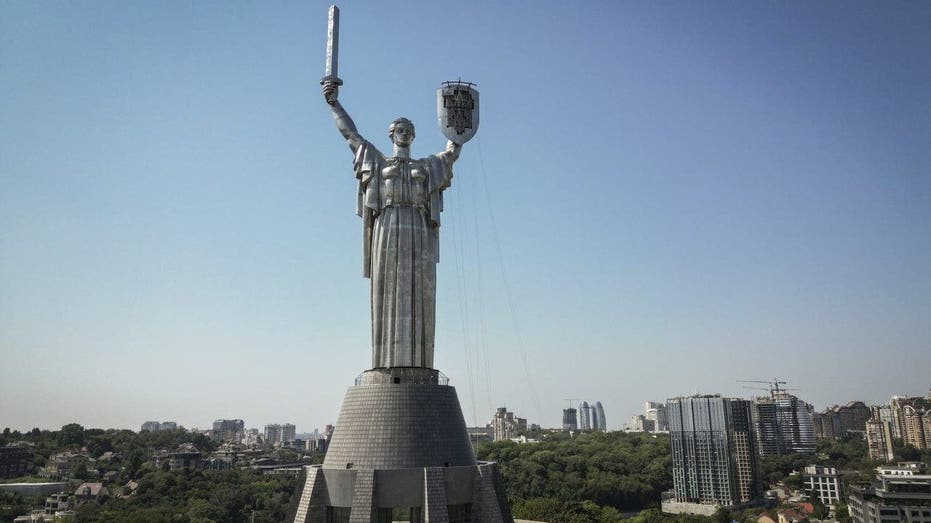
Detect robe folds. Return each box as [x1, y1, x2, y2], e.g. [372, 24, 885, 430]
[353, 141, 453, 368]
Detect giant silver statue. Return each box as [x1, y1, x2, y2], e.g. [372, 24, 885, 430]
[293, 9, 511, 522]
[321, 7, 477, 370]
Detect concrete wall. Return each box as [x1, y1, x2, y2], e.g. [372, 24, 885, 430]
[0, 482, 69, 497]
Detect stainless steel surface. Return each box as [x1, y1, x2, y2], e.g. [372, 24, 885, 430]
[325, 5, 338, 78]
[437, 81, 479, 145]
[321, 5, 342, 88]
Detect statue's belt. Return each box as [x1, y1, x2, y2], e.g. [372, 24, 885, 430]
[383, 202, 427, 211]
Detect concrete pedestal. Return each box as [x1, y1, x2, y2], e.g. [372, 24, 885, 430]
[293, 368, 513, 523]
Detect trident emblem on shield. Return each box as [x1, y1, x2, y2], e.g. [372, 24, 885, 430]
[437, 80, 480, 145]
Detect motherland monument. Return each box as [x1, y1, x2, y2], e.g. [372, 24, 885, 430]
[292, 6, 513, 522]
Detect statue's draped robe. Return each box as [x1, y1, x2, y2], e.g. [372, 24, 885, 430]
[354, 141, 453, 368]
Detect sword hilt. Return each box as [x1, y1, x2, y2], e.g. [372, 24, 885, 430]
[320, 75, 343, 86]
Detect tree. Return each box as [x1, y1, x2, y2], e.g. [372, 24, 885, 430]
[73, 462, 89, 480]
[897, 444, 921, 462]
[712, 507, 733, 523]
[60, 423, 86, 446]
[834, 502, 850, 523]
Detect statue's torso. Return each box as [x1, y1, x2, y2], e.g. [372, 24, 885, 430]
[380, 158, 428, 209]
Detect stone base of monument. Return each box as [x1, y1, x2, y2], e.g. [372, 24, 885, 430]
[292, 368, 513, 523]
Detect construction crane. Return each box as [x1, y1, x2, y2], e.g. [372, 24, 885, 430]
[563, 399, 582, 410]
[737, 378, 791, 398]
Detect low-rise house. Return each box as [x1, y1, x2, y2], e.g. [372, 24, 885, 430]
[73, 482, 109, 504]
[121, 480, 139, 498]
[777, 508, 807, 523]
[152, 448, 170, 469]
[96, 451, 118, 462]
[793, 501, 814, 515]
[40, 449, 91, 480]
[757, 512, 777, 523]
[44, 491, 71, 515]
[168, 443, 203, 471]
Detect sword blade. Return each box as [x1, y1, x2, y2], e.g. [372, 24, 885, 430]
[325, 5, 339, 79]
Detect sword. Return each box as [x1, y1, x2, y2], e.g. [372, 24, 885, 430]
[321, 5, 343, 88]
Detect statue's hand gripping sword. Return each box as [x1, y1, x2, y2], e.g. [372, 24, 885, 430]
[321, 5, 343, 103]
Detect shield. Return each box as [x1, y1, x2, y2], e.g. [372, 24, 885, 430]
[437, 81, 479, 144]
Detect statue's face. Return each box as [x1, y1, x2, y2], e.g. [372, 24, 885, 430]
[391, 122, 414, 147]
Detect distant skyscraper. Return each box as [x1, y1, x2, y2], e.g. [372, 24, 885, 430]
[580, 402, 591, 431]
[243, 428, 261, 446]
[902, 405, 928, 449]
[813, 401, 871, 438]
[645, 401, 667, 432]
[877, 404, 897, 438]
[628, 414, 654, 432]
[664, 395, 762, 515]
[282, 423, 296, 443]
[212, 419, 245, 443]
[264, 424, 282, 446]
[890, 395, 930, 446]
[141, 420, 177, 432]
[491, 407, 527, 441]
[865, 419, 895, 462]
[562, 408, 578, 431]
[751, 393, 816, 456]
[594, 401, 607, 431]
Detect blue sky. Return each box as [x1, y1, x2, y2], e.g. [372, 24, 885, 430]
[2, 1, 929, 433]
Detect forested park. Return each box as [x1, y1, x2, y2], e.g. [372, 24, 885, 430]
[3, 425, 931, 522]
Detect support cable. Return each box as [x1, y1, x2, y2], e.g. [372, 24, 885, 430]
[474, 136, 544, 427]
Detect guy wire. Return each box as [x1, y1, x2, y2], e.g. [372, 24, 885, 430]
[475, 136, 544, 427]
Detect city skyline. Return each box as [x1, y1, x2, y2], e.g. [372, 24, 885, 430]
[2, 1, 930, 432]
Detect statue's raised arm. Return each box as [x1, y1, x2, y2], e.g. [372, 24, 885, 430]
[320, 4, 363, 154]
[323, 84, 364, 154]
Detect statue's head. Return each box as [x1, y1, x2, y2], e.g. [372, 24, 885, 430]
[389, 117, 415, 147]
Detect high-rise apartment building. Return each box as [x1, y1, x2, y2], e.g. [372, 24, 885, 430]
[902, 406, 928, 449]
[243, 428, 261, 446]
[877, 405, 897, 438]
[663, 395, 762, 516]
[264, 424, 282, 446]
[212, 419, 245, 443]
[594, 401, 607, 432]
[491, 407, 527, 441]
[562, 408, 578, 431]
[281, 423, 296, 444]
[628, 414, 654, 432]
[645, 401, 668, 432]
[580, 402, 591, 431]
[141, 420, 178, 432]
[865, 419, 895, 462]
[891, 395, 931, 448]
[752, 393, 816, 456]
[814, 402, 871, 439]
